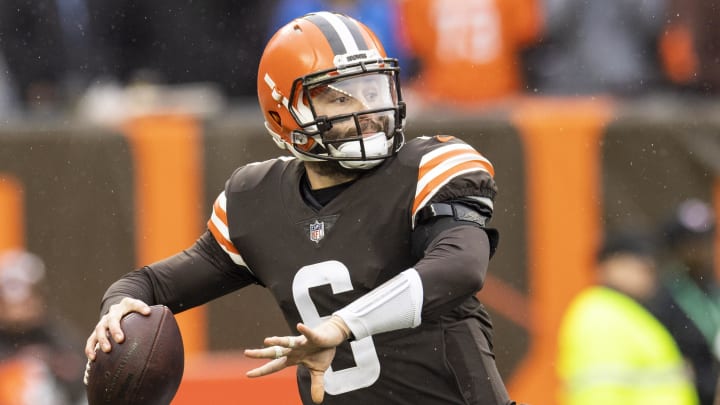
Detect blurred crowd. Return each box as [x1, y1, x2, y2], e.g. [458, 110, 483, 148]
[0, 250, 86, 405]
[558, 199, 720, 405]
[0, 0, 719, 123]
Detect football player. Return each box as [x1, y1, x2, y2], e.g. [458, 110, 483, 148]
[85, 11, 514, 405]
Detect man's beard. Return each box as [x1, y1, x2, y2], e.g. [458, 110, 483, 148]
[304, 160, 363, 182]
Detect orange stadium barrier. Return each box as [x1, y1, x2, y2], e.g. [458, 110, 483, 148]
[123, 114, 208, 357]
[508, 98, 612, 404]
[175, 354, 301, 405]
[0, 174, 24, 251]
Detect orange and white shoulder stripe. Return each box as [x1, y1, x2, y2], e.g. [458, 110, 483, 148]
[411, 141, 494, 225]
[207, 191, 249, 268]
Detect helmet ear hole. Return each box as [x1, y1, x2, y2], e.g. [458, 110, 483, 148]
[269, 111, 281, 125]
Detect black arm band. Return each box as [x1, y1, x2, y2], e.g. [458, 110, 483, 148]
[415, 202, 489, 228]
[412, 202, 499, 260]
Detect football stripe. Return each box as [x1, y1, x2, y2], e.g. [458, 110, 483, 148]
[419, 143, 494, 175]
[321, 12, 361, 53]
[412, 161, 492, 220]
[418, 143, 477, 166]
[207, 213, 232, 249]
[304, 13, 346, 55]
[207, 219, 248, 267]
[415, 145, 494, 205]
[313, 11, 361, 54]
[418, 148, 494, 179]
[417, 154, 493, 193]
[207, 192, 248, 267]
[213, 193, 229, 225]
[207, 218, 236, 255]
[336, 14, 369, 50]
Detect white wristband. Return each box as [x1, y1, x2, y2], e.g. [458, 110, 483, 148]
[334, 268, 423, 340]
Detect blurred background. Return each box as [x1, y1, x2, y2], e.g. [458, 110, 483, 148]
[0, 0, 719, 404]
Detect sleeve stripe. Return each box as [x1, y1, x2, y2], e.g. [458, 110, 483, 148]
[208, 222, 248, 267]
[207, 217, 237, 254]
[419, 143, 471, 163]
[418, 153, 493, 191]
[418, 146, 494, 179]
[412, 160, 492, 222]
[412, 144, 495, 221]
[207, 192, 248, 268]
[212, 193, 229, 225]
[208, 192, 232, 247]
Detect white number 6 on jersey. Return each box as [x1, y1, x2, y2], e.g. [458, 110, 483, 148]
[292, 260, 381, 395]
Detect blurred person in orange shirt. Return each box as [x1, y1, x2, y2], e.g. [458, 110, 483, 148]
[398, 0, 542, 105]
[0, 250, 86, 405]
[660, 0, 720, 94]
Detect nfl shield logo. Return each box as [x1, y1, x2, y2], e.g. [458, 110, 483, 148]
[309, 220, 325, 243]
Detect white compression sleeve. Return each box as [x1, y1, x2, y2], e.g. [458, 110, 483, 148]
[333, 268, 423, 340]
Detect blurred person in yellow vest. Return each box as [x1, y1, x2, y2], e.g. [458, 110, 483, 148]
[557, 230, 698, 405]
[0, 249, 86, 405]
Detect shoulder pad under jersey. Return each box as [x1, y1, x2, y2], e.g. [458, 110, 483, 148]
[226, 156, 296, 193]
[400, 136, 495, 227]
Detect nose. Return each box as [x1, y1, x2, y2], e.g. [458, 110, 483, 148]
[359, 118, 382, 134]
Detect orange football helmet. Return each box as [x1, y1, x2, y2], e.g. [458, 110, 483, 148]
[257, 12, 406, 169]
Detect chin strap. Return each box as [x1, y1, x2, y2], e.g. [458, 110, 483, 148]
[334, 268, 423, 340]
[265, 121, 398, 170]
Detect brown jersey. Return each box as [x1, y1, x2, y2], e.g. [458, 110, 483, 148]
[207, 135, 509, 404]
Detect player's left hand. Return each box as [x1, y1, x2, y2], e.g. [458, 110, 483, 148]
[244, 315, 350, 404]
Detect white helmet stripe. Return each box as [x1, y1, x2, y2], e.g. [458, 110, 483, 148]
[308, 11, 362, 54]
[335, 13, 370, 50]
[263, 73, 288, 108]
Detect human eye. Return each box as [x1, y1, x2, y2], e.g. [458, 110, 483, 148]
[363, 89, 379, 103]
[314, 84, 353, 105]
[330, 94, 350, 104]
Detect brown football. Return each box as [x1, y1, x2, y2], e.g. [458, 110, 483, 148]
[86, 305, 184, 405]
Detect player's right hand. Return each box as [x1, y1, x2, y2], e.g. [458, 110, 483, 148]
[245, 315, 350, 403]
[84, 297, 151, 360]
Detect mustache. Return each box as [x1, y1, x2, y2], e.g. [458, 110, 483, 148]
[361, 119, 384, 133]
[346, 116, 389, 137]
[322, 114, 391, 143]
[341, 120, 382, 138]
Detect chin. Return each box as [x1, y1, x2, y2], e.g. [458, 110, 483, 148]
[307, 160, 364, 177]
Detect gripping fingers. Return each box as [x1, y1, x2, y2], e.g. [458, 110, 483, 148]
[106, 298, 150, 343]
[83, 358, 92, 385]
[85, 334, 99, 360]
[94, 320, 113, 353]
[85, 298, 151, 359]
